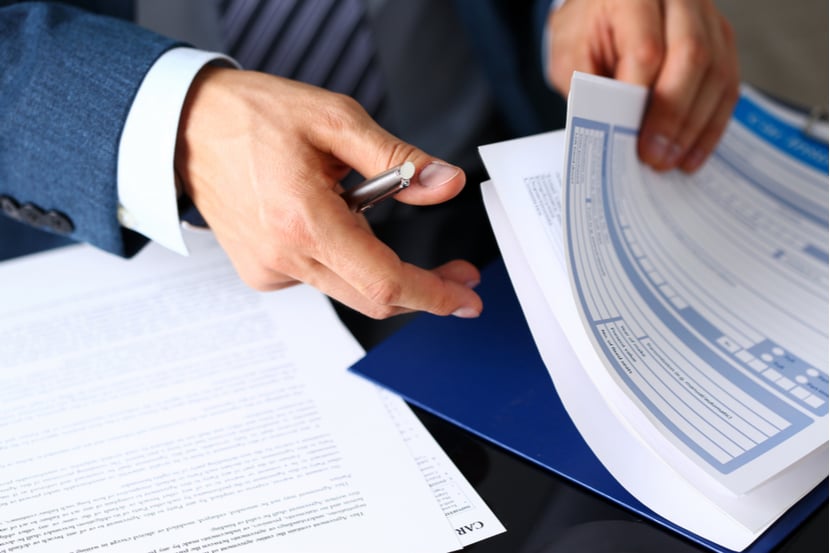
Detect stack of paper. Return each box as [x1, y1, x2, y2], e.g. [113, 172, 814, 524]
[0, 231, 503, 552]
[479, 73, 828, 551]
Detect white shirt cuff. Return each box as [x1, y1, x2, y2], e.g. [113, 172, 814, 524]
[117, 47, 238, 256]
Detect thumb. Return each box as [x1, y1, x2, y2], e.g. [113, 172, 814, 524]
[399, 159, 466, 206]
[329, 109, 466, 206]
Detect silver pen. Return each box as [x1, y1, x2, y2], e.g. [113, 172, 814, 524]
[341, 161, 416, 212]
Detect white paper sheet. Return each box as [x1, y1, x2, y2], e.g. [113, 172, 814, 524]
[479, 73, 828, 550]
[561, 74, 828, 493]
[0, 231, 501, 553]
[378, 391, 505, 547]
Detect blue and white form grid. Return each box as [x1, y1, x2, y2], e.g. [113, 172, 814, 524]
[564, 95, 828, 475]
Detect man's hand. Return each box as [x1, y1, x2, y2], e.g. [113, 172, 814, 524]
[546, 0, 740, 173]
[174, 67, 482, 319]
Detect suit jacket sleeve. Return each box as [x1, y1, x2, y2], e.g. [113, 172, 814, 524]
[0, 2, 180, 257]
[451, 0, 566, 138]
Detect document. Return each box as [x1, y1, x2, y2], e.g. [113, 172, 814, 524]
[377, 391, 505, 547]
[0, 231, 502, 553]
[479, 73, 828, 551]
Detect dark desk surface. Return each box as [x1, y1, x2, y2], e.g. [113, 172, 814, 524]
[333, 182, 829, 553]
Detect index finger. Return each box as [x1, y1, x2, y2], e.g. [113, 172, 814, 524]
[611, 0, 665, 87]
[637, 0, 713, 169]
[309, 195, 483, 319]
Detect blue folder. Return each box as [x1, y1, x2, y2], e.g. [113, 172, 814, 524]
[349, 258, 828, 553]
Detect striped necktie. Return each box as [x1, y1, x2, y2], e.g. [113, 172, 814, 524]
[220, 0, 386, 120]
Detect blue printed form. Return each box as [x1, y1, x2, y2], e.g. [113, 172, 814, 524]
[564, 77, 827, 491]
[479, 72, 828, 551]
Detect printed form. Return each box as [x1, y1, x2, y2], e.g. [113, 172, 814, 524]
[0, 231, 503, 553]
[479, 73, 827, 550]
[562, 74, 827, 492]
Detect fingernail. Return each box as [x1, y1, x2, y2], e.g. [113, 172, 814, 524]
[664, 143, 685, 168]
[644, 133, 670, 165]
[465, 279, 480, 289]
[418, 161, 461, 188]
[452, 306, 481, 318]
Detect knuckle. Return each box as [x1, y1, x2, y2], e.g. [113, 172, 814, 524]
[319, 93, 364, 133]
[677, 35, 711, 68]
[375, 140, 420, 172]
[426, 300, 454, 317]
[364, 303, 398, 320]
[278, 210, 311, 245]
[632, 38, 664, 72]
[363, 274, 403, 309]
[253, 237, 285, 271]
[237, 266, 275, 292]
[257, 217, 316, 271]
[270, 206, 318, 253]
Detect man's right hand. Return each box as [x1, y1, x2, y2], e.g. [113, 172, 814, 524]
[174, 67, 483, 320]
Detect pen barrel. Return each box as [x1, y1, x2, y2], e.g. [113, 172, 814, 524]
[342, 166, 407, 212]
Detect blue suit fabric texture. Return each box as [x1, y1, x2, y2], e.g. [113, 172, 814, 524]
[0, 1, 177, 261]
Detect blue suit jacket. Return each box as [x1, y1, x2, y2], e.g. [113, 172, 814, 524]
[0, 0, 561, 263]
[0, 1, 177, 261]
